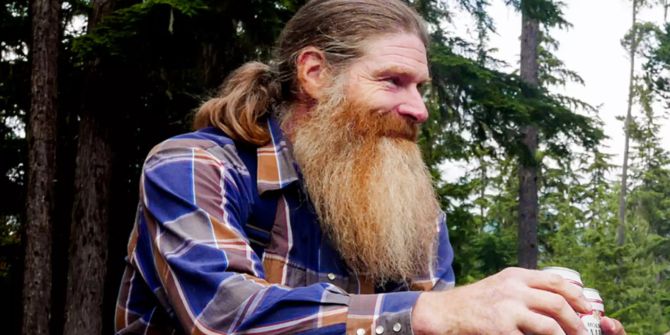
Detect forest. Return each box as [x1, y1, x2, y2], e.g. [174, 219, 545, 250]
[1, 0, 669, 334]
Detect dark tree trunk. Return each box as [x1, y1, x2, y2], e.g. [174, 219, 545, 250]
[62, 1, 117, 334]
[518, 11, 540, 270]
[618, 0, 638, 247]
[22, 0, 60, 334]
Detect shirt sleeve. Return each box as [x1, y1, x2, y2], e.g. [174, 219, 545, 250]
[431, 212, 457, 291]
[119, 141, 423, 335]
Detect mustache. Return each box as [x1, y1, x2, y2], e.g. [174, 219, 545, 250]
[339, 108, 420, 142]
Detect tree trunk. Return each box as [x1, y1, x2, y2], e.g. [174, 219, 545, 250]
[618, 0, 638, 246]
[518, 10, 540, 270]
[62, 1, 116, 334]
[22, 0, 60, 334]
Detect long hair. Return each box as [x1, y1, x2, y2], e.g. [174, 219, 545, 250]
[193, 0, 429, 145]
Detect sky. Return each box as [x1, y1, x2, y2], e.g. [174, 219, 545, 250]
[444, 0, 668, 180]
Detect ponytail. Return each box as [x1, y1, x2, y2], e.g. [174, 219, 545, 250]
[193, 62, 281, 146]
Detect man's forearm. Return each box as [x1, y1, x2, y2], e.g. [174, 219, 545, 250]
[410, 268, 592, 335]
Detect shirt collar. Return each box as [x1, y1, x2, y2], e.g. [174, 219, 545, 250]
[256, 116, 300, 195]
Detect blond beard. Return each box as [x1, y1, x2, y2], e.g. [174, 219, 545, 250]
[283, 85, 441, 285]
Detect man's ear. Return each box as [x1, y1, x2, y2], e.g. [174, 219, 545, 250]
[296, 47, 329, 100]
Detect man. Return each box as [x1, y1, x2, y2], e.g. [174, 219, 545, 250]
[115, 0, 626, 334]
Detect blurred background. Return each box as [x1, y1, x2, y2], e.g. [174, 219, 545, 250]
[1, 0, 669, 334]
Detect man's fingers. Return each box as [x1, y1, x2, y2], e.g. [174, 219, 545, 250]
[520, 269, 591, 314]
[601, 317, 626, 335]
[518, 311, 565, 335]
[524, 289, 587, 335]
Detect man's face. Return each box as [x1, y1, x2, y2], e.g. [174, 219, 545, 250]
[343, 33, 430, 133]
[286, 32, 440, 284]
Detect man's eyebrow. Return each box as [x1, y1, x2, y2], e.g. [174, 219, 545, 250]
[371, 65, 431, 83]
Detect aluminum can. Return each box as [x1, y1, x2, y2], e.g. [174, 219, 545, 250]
[542, 266, 584, 288]
[542, 267, 594, 333]
[582, 288, 604, 335]
[541, 268, 606, 335]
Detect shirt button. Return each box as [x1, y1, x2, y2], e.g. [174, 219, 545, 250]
[392, 323, 402, 332]
[356, 328, 366, 335]
[375, 325, 385, 334]
[327, 273, 336, 281]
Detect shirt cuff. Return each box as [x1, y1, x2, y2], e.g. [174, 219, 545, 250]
[346, 291, 420, 335]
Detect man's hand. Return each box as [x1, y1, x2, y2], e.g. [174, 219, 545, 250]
[412, 267, 593, 335]
[601, 316, 626, 335]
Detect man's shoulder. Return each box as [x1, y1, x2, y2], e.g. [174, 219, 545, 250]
[165, 127, 236, 150]
[144, 127, 253, 174]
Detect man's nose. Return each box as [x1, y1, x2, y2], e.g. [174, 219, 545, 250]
[396, 88, 428, 123]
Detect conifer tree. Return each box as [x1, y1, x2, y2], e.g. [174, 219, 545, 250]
[22, 0, 60, 334]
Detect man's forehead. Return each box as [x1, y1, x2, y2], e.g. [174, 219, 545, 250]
[357, 33, 429, 79]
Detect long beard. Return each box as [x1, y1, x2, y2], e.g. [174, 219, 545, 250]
[284, 88, 440, 285]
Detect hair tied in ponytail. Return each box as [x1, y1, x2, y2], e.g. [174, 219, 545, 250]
[194, 61, 282, 145]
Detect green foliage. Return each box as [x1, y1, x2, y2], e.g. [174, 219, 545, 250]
[622, 21, 662, 56]
[433, 154, 519, 284]
[406, 0, 449, 29]
[541, 170, 670, 334]
[539, 40, 670, 331]
[427, 43, 602, 168]
[539, 34, 585, 87]
[72, 0, 208, 59]
[1, 0, 668, 333]
[422, 2, 669, 331]
[646, 22, 670, 109]
[504, 0, 570, 28]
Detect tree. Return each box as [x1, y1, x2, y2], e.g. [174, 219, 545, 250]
[22, 0, 60, 334]
[62, 0, 117, 333]
[500, 0, 597, 270]
[618, 0, 642, 246]
[8, 0, 662, 332]
[600, 18, 670, 332]
[517, 0, 541, 269]
[618, 0, 668, 247]
[61, 1, 307, 333]
[421, 0, 601, 281]
[628, 76, 670, 237]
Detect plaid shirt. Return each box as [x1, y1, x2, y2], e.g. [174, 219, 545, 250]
[115, 117, 455, 335]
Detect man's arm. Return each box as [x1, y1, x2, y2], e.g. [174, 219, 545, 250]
[116, 141, 422, 334]
[412, 267, 591, 335]
[412, 268, 626, 335]
[408, 197, 624, 335]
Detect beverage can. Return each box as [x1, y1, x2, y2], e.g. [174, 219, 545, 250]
[582, 288, 604, 335]
[541, 267, 605, 335]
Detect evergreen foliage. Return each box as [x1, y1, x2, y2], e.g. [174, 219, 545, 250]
[0, 0, 668, 333]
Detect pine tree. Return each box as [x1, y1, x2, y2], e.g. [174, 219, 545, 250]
[517, 0, 541, 269]
[618, 0, 642, 246]
[22, 0, 60, 334]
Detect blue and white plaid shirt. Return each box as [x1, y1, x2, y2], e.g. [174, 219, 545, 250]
[115, 117, 455, 334]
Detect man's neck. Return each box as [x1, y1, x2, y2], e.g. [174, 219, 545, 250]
[281, 101, 314, 143]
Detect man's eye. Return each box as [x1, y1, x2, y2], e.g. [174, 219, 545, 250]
[383, 77, 402, 87]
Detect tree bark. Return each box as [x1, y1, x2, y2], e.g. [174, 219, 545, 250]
[618, 0, 638, 246]
[518, 10, 540, 270]
[22, 0, 60, 334]
[62, 1, 116, 334]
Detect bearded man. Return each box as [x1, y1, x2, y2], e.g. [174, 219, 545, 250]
[115, 1, 626, 334]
